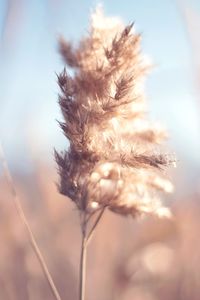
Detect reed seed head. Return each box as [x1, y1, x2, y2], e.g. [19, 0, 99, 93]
[55, 7, 175, 218]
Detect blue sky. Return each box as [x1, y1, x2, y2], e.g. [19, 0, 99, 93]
[0, 0, 200, 192]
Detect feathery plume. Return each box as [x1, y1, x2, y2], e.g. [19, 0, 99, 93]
[55, 7, 175, 219]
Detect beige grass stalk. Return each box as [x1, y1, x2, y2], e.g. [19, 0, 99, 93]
[78, 207, 105, 300]
[55, 7, 175, 300]
[0, 142, 62, 300]
[79, 212, 87, 300]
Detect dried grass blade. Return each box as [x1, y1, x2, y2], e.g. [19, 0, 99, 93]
[0, 142, 62, 300]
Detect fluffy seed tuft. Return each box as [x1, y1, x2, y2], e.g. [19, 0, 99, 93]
[55, 7, 175, 218]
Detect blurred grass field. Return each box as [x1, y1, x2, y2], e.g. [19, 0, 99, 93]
[1, 0, 200, 299]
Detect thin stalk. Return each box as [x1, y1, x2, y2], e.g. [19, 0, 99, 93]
[78, 207, 105, 300]
[0, 143, 62, 300]
[79, 227, 87, 300]
[86, 206, 106, 246]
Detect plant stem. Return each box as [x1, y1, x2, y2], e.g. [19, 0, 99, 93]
[79, 221, 87, 300]
[0, 143, 62, 300]
[79, 207, 105, 300]
[86, 207, 105, 246]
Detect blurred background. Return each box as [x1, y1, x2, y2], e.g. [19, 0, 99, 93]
[1, 0, 200, 299]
